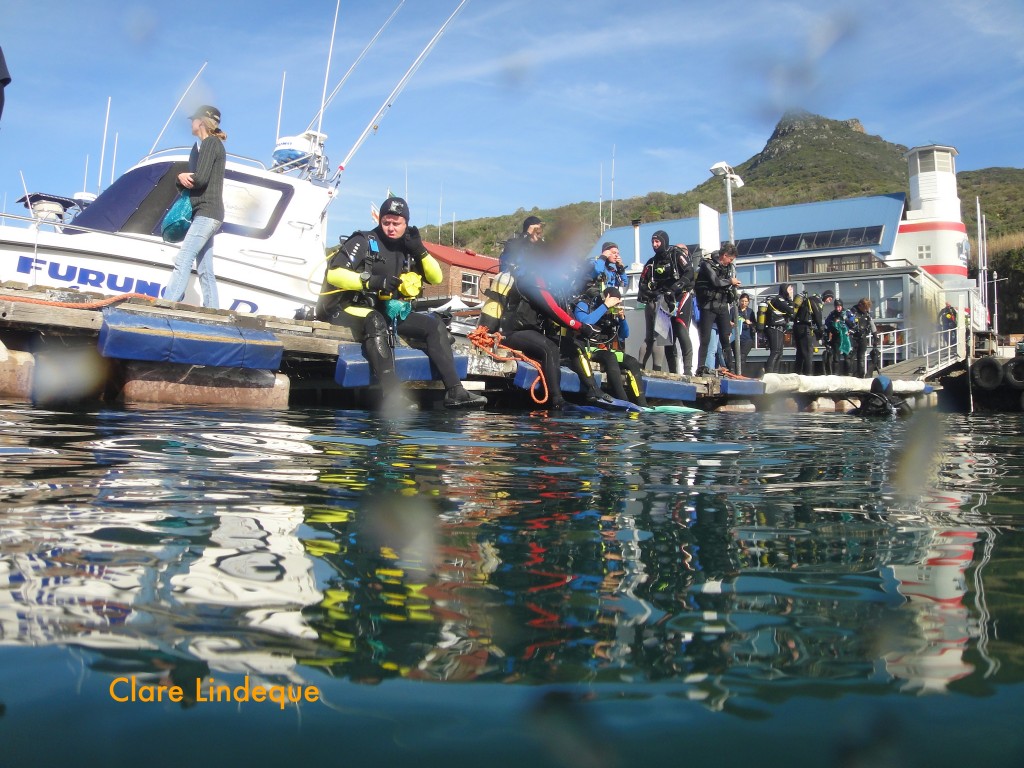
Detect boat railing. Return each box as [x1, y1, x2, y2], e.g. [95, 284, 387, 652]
[0, 209, 168, 244]
[140, 147, 270, 171]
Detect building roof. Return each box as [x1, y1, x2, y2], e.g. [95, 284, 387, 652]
[425, 241, 501, 273]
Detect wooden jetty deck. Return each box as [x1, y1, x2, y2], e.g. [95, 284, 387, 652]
[0, 284, 936, 412]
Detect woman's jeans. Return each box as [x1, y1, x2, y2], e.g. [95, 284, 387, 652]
[164, 216, 221, 308]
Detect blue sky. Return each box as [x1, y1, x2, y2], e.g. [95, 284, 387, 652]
[2, 0, 1023, 246]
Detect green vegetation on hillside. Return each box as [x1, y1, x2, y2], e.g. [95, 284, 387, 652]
[418, 109, 1024, 331]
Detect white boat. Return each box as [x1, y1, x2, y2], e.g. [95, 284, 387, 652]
[2, 147, 333, 319]
[0, 0, 471, 322]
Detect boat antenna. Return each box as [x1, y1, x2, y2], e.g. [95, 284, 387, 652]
[305, 0, 406, 134]
[110, 132, 119, 186]
[610, 144, 616, 229]
[18, 171, 37, 224]
[148, 62, 208, 156]
[276, 71, 286, 141]
[315, 0, 342, 140]
[329, 0, 470, 194]
[97, 96, 111, 194]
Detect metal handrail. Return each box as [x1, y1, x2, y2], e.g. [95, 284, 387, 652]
[875, 323, 961, 372]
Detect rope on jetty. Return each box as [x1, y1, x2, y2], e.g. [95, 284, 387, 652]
[0, 292, 158, 310]
[468, 326, 549, 404]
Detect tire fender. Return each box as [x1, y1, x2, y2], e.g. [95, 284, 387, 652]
[971, 355, 1003, 390]
[1003, 356, 1024, 390]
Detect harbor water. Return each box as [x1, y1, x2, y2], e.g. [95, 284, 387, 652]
[1, 403, 1023, 767]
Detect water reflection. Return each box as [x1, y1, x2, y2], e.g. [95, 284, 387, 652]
[1, 406, 1022, 718]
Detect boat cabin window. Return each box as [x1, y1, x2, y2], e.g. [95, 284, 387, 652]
[66, 161, 295, 240]
[219, 171, 295, 238]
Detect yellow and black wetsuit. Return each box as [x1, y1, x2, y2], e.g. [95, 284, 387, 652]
[316, 227, 459, 394]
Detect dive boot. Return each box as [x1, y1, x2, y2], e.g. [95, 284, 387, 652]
[444, 385, 487, 409]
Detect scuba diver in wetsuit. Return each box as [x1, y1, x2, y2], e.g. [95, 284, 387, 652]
[477, 223, 610, 409]
[694, 244, 741, 375]
[791, 289, 825, 375]
[573, 285, 648, 406]
[849, 297, 877, 378]
[638, 231, 695, 374]
[591, 241, 629, 291]
[762, 283, 795, 374]
[316, 197, 486, 410]
[823, 298, 854, 375]
[849, 375, 912, 417]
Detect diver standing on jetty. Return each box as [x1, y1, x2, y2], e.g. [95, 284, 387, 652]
[762, 284, 795, 374]
[849, 298, 877, 378]
[823, 297, 853, 375]
[638, 232, 694, 375]
[791, 288, 825, 375]
[736, 292, 757, 370]
[316, 196, 486, 410]
[694, 244, 740, 376]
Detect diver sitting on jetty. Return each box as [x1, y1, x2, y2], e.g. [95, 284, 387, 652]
[477, 219, 610, 409]
[316, 197, 486, 410]
[573, 285, 648, 407]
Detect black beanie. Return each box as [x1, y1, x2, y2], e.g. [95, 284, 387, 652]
[379, 196, 409, 221]
[601, 241, 619, 254]
[822, 289, 835, 301]
[522, 215, 543, 233]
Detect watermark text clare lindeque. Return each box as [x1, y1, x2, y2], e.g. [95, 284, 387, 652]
[109, 675, 320, 710]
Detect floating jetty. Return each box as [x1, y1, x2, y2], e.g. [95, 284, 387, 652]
[0, 284, 935, 412]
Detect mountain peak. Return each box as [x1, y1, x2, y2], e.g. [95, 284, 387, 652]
[770, 109, 865, 143]
[747, 110, 890, 173]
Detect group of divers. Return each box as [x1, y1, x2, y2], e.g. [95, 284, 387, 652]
[315, 198, 909, 416]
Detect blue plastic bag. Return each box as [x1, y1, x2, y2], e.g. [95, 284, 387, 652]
[161, 190, 193, 243]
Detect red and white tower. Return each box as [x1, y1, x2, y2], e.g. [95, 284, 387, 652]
[895, 145, 971, 282]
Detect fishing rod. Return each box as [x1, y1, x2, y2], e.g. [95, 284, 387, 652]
[324, 0, 470, 210]
[148, 62, 208, 156]
[304, 0, 406, 135]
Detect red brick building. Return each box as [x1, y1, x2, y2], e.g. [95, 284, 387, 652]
[421, 241, 500, 306]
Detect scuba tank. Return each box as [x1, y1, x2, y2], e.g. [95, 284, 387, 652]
[792, 292, 810, 322]
[757, 301, 767, 329]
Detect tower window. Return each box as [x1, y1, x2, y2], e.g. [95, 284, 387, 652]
[918, 245, 932, 260]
